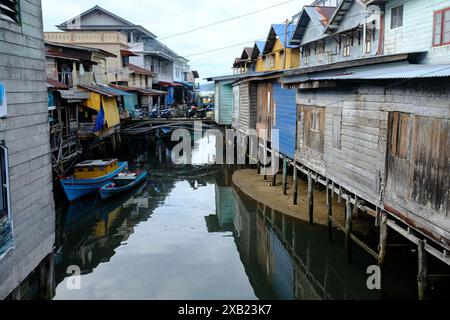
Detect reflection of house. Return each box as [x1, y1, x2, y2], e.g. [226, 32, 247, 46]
[206, 186, 235, 233]
[0, 0, 55, 300]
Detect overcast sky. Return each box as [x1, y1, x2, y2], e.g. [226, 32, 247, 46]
[42, 0, 310, 82]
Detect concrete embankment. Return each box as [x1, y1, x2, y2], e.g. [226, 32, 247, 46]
[232, 169, 370, 235]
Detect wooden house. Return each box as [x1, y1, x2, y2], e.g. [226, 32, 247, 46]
[282, 0, 450, 266]
[0, 0, 55, 299]
[256, 23, 300, 72]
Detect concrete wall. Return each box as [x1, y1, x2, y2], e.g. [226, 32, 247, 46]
[0, 0, 55, 299]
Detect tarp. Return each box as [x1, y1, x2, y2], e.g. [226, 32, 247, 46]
[166, 87, 174, 106]
[86, 93, 120, 128]
[123, 93, 139, 116]
[94, 106, 105, 132]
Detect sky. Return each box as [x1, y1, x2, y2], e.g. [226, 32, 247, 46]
[42, 0, 310, 82]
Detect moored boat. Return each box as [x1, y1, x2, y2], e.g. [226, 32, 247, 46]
[99, 170, 148, 200]
[60, 159, 128, 202]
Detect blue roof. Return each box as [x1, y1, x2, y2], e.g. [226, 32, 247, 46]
[102, 85, 133, 96]
[272, 23, 297, 49]
[263, 23, 297, 54]
[256, 41, 266, 52]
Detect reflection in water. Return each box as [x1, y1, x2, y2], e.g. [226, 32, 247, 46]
[54, 134, 418, 300]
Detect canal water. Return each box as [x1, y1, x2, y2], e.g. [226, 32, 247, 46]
[52, 133, 429, 300]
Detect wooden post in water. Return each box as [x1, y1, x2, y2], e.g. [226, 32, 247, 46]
[345, 197, 353, 263]
[38, 253, 54, 300]
[378, 212, 388, 291]
[327, 184, 333, 242]
[308, 173, 314, 225]
[417, 240, 428, 300]
[257, 144, 261, 175]
[293, 165, 298, 205]
[282, 157, 288, 195]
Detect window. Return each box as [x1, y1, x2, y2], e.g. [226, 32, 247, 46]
[317, 43, 324, 63]
[303, 48, 310, 65]
[332, 114, 342, 149]
[390, 112, 412, 160]
[391, 5, 404, 29]
[311, 111, 319, 132]
[0, 143, 13, 259]
[433, 8, 450, 46]
[343, 36, 352, 57]
[0, 0, 20, 24]
[365, 30, 372, 53]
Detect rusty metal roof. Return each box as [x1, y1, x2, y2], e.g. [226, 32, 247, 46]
[128, 64, 156, 76]
[290, 5, 337, 46]
[47, 78, 69, 89]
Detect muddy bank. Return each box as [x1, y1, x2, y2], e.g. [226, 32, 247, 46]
[232, 169, 370, 235]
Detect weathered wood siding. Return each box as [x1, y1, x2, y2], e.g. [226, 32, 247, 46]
[296, 79, 450, 241]
[297, 86, 388, 204]
[296, 104, 326, 176]
[0, 0, 55, 299]
[256, 81, 275, 141]
[385, 113, 450, 242]
[232, 85, 240, 129]
[237, 81, 258, 134]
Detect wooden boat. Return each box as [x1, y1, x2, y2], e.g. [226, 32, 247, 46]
[60, 159, 128, 202]
[99, 170, 148, 200]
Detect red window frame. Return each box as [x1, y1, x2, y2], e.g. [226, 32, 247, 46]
[433, 7, 450, 47]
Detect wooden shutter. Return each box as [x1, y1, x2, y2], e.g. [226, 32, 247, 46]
[0, 0, 20, 23]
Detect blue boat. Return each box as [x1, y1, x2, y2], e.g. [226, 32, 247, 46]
[99, 170, 148, 200]
[60, 159, 128, 202]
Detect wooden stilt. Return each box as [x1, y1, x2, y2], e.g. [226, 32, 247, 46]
[308, 173, 314, 225]
[379, 213, 388, 290]
[417, 240, 428, 300]
[38, 253, 55, 300]
[345, 198, 353, 263]
[338, 186, 342, 204]
[293, 165, 298, 205]
[272, 171, 277, 187]
[327, 184, 333, 242]
[282, 157, 288, 195]
[354, 195, 360, 218]
[331, 181, 335, 200]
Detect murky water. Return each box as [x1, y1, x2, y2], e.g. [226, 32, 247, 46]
[52, 133, 444, 300]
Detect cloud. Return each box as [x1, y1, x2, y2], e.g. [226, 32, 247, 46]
[42, 0, 309, 82]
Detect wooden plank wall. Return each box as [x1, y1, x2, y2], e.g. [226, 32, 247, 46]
[256, 81, 274, 141]
[296, 79, 450, 240]
[0, 0, 55, 299]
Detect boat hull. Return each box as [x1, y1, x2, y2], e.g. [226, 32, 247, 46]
[100, 171, 148, 200]
[61, 162, 128, 202]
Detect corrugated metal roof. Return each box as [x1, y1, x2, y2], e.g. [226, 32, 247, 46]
[264, 24, 297, 54]
[47, 78, 68, 89]
[78, 84, 133, 97]
[128, 63, 156, 76]
[205, 71, 278, 82]
[282, 62, 450, 83]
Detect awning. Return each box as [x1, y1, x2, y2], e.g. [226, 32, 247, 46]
[136, 88, 167, 96]
[174, 81, 194, 89]
[121, 50, 138, 57]
[129, 64, 156, 76]
[58, 90, 90, 100]
[78, 84, 132, 97]
[157, 81, 183, 87]
[47, 78, 68, 89]
[109, 84, 167, 96]
[282, 62, 450, 84]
